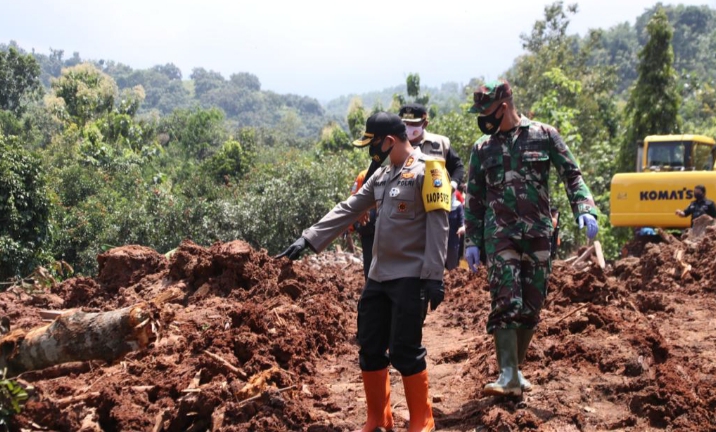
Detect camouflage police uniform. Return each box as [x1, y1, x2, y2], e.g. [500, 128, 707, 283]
[465, 115, 598, 333]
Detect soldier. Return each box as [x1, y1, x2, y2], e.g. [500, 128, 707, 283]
[399, 102, 466, 189]
[675, 184, 716, 225]
[278, 112, 449, 432]
[464, 80, 599, 397]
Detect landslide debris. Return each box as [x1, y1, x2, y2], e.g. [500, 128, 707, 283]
[1, 223, 715, 431]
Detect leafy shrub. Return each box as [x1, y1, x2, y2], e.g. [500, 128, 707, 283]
[0, 135, 50, 280]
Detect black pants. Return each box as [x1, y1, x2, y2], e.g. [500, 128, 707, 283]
[360, 234, 374, 281]
[358, 277, 427, 376]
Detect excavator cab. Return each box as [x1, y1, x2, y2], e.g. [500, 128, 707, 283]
[638, 135, 716, 172]
[611, 135, 716, 229]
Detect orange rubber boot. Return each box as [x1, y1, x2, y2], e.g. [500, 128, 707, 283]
[402, 370, 435, 432]
[356, 368, 394, 432]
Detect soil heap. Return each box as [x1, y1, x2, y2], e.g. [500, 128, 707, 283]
[1, 227, 715, 431]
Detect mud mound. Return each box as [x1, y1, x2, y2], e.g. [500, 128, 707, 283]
[433, 230, 716, 431]
[97, 245, 168, 292]
[15, 240, 364, 431]
[7, 228, 716, 431]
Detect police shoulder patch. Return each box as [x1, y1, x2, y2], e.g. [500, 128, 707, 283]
[421, 159, 451, 212]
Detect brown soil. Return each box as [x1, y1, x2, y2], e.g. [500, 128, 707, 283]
[3, 228, 716, 431]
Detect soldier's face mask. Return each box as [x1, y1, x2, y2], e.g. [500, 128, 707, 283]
[369, 136, 394, 165]
[477, 105, 504, 135]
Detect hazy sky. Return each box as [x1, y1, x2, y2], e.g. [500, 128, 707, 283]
[2, 0, 713, 101]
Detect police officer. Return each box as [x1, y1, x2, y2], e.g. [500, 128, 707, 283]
[464, 80, 599, 397]
[400, 102, 466, 189]
[675, 184, 716, 225]
[278, 112, 449, 432]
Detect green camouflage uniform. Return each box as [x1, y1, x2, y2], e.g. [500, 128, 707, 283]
[465, 115, 598, 333]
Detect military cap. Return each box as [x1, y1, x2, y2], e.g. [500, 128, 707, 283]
[352, 112, 407, 147]
[469, 79, 513, 114]
[399, 103, 428, 123]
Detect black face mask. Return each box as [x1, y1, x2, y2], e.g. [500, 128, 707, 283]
[695, 192, 705, 200]
[477, 107, 504, 135]
[369, 137, 393, 164]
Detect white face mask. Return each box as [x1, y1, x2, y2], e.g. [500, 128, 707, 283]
[405, 124, 424, 140]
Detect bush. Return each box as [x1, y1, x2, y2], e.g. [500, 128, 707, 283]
[0, 135, 50, 280]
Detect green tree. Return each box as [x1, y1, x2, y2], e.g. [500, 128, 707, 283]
[48, 63, 118, 125]
[390, 73, 430, 112]
[407, 73, 429, 106]
[190, 68, 225, 99]
[229, 72, 261, 91]
[0, 135, 50, 280]
[317, 122, 350, 153]
[618, 7, 682, 173]
[346, 97, 367, 140]
[161, 107, 226, 160]
[0, 47, 42, 114]
[201, 138, 253, 183]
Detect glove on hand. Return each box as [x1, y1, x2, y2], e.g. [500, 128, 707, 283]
[276, 237, 307, 260]
[578, 214, 599, 239]
[466, 246, 480, 272]
[424, 279, 444, 311]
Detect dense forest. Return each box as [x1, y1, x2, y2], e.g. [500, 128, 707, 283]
[2, 2, 716, 281]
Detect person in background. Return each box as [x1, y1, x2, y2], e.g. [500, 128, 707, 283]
[349, 169, 377, 280]
[446, 180, 465, 270]
[675, 184, 716, 225]
[399, 102, 465, 189]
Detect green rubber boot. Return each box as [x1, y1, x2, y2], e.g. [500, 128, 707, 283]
[516, 328, 535, 392]
[484, 329, 521, 396]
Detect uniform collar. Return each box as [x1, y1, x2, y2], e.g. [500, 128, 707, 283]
[385, 147, 423, 179]
[518, 114, 530, 128]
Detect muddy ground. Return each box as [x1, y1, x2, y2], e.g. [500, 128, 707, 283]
[2, 226, 716, 431]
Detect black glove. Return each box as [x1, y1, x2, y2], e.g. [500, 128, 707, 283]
[276, 237, 308, 260]
[424, 279, 444, 311]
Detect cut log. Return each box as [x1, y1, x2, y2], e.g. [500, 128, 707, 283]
[593, 241, 606, 269]
[0, 303, 155, 377]
[657, 228, 679, 245]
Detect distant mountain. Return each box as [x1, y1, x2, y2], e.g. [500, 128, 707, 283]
[4, 4, 715, 139]
[0, 42, 335, 139]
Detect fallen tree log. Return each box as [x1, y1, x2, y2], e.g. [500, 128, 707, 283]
[0, 303, 156, 377]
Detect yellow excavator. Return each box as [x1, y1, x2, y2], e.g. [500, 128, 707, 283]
[610, 134, 716, 229]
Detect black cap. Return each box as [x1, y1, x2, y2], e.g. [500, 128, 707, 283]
[352, 112, 407, 147]
[399, 103, 428, 123]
